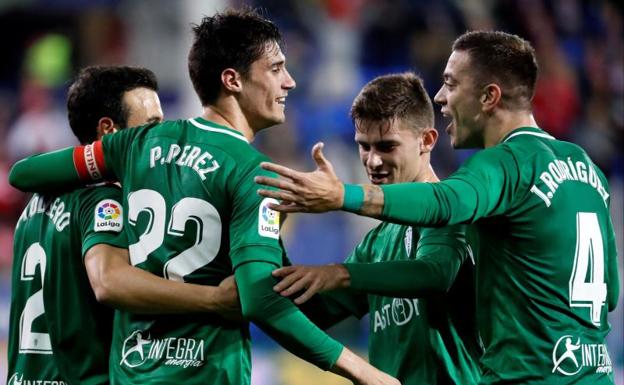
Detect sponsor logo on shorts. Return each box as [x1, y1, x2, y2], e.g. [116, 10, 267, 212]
[258, 198, 280, 239]
[120, 330, 205, 369]
[8, 372, 67, 385]
[552, 335, 612, 376]
[94, 199, 123, 232]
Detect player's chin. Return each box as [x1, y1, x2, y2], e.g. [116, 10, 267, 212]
[270, 112, 286, 125]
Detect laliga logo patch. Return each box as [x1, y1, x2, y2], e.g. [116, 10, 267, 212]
[94, 199, 123, 232]
[258, 198, 280, 239]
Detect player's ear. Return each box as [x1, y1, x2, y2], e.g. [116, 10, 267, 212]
[481, 83, 502, 112]
[221, 68, 242, 94]
[420, 128, 438, 154]
[96, 117, 117, 139]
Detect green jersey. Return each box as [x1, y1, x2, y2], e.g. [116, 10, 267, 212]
[378, 127, 619, 384]
[8, 186, 128, 385]
[101, 117, 341, 384]
[343, 222, 482, 385]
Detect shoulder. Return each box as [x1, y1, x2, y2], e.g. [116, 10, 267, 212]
[71, 184, 123, 220]
[74, 183, 122, 201]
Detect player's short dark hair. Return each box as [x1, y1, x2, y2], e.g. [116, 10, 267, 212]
[67, 65, 158, 144]
[351, 72, 434, 133]
[188, 8, 283, 106]
[452, 31, 538, 110]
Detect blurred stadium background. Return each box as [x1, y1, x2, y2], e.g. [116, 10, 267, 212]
[0, 0, 621, 384]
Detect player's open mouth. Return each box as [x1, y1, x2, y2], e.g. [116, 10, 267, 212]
[276, 96, 286, 105]
[369, 173, 389, 184]
[440, 109, 454, 134]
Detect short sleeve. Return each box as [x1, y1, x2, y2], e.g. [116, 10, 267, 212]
[78, 186, 128, 256]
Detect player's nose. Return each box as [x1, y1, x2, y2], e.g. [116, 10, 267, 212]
[366, 152, 383, 169]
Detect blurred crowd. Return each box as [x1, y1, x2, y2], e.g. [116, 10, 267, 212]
[0, 0, 622, 384]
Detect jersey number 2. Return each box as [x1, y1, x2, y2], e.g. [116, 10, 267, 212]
[19, 243, 52, 354]
[127, 189, 222, 281]
[569, 212, 607, 326]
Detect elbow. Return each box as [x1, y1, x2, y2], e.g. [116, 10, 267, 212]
[8, 160, 29, 191]
[240, 299, 264, 322]
[90, 270, 119, 305]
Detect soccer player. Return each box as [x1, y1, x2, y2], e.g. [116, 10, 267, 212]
[7, 66, 240, 385]
[9, 9, 399, 385]
[254, 31, 620, 384]
[273, 72, 483, 385]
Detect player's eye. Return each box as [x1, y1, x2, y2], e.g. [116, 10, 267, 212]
[378, 143, 397, 152]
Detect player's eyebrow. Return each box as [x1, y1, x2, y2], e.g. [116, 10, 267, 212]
[271, 59, 285, 67]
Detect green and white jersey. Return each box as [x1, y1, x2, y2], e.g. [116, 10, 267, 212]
[344, 222, 482, 385]
[101, 117, 284, 384]
[8, 186, 127, 385]
[381, 127, 619, 384]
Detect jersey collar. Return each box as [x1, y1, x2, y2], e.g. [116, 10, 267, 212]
[501, 126, 555, 143]
[189, 117, 249, 143]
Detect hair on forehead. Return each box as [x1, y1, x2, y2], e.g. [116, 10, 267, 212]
[188, 7, 283, 106]
[351, 72, 434, 135]
[452, 30, 538, 109]
[67, 65, 158, 144]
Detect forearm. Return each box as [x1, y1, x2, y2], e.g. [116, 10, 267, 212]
[97, 265, 228, 314]
[345, 258, 459, 297]
[9, 147, 83, 192]
[235, 261, 343, 370]
[85, 244, 234, 315]
[9, 142, 113, 193]
[342, 184, 385, 218]
[343, 180, 478, 226]
[299, 290, 364, 329]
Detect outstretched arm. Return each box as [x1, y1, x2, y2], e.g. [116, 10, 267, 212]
[235, 260, 399, 385]
[84, 243, 241, 319]
[256, 143, 514, 227]
[273, 228, 469, 302]
[9, 143, 112, 193]
[255, 142, 386, 217]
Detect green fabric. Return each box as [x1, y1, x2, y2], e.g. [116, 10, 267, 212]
[299, 289, 368, 330]
[98, 117, 345, 383]
[379, 127, 618, 384]
[342, 184, 364, 212]
[235, 262, 343, 370]
[346, 226, 470, 297]
[343, 221, 482, 385]
[8, 186, 128, 384]
[9, 147, 82, 193]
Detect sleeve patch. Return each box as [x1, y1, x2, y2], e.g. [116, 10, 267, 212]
[258, 198, 280, 239]
[94, 199, 123, 232]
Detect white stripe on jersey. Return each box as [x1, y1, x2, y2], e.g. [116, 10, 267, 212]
[504, 131, 555, 142]
[189, 118, 249, 143]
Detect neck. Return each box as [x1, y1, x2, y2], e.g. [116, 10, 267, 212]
[412, 155, 439, 183]
[201, 99, 255, 142]
[483, 110, 538, 148]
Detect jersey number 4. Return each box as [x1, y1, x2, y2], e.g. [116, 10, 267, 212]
[127, 189, 222, 281]
[569, 212, 607, 326]
[18, 243, 52, 354]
